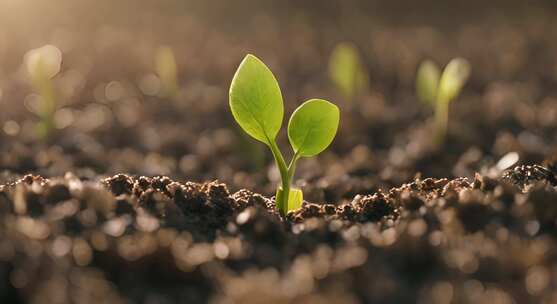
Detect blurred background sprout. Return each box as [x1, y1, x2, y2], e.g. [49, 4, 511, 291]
[416, 59, 440, 107]
[328, 42, 369, 107]
[155, 46, 179, 99]
[24, 44, 62, 140]
[416, 57, 471, 146]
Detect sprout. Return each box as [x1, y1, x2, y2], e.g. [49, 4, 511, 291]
[437, 58, 471, 104]
[328, 42, 368, 105]
[416, 59, 440, 106]
[229, 54, 340, 216]
[24, 45, 62, 140]
[415, 58, 471, 146]
[155, 46, 179, 98]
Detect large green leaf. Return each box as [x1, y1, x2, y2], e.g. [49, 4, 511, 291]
[416, 59, 440, 106]
[288, 99, 340, 157]
[229, 54, 284, 145]
[437, 58, 471, 104]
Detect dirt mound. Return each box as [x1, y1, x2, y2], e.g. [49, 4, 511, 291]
[0, 169, 554, 303]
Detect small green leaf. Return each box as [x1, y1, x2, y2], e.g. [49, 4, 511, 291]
[416, 59, 440, 106]
[276, 187, 303, 213]
[437, 58, 471, 104]
[328, 43, 368, 101]
[229, 54, 284, 145]
[288, 99, 340, 157]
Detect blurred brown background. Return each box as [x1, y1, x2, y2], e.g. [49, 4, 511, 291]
[2, 0, 557, 197]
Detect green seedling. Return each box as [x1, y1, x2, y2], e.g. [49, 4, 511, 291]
[229, 54, 340, 216]
[416, 59, 440, 106]
[155, 46, 179, 98]
[328, 42, 368, 105]
[24, 45, 62, 140]
[415, 58, 471, 146]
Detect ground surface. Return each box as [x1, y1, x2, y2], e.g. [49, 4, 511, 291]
[1, 166, 557, 303]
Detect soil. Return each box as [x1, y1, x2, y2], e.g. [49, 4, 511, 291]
[2, 0, 557, 303]
[1, 168, 557, 303]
